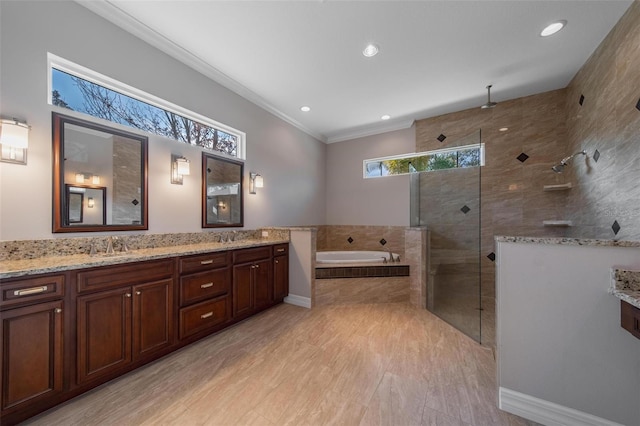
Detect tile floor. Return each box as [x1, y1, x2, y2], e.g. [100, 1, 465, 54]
[25, 302, 539, 426]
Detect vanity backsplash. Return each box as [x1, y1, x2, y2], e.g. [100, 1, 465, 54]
[0, 228, 290, 261]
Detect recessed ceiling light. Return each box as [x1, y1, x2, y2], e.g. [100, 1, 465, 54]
[381, 115, 391, 120]
[540, 20, 566, 37]
[363, 43, 379, 58]
[499, 127, 509, 132]
[300, 106, 311, 112]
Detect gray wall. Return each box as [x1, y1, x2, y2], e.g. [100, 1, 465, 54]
[0, 1, 326, 240]
[325, 126, 415, 226]
[496, 241, 640, 425]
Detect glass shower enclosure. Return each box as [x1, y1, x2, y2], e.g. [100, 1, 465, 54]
[410, 130, 482, 342]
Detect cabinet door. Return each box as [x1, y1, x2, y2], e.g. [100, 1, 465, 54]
[1, 301, 63, 412]
[254, 259, 273, 310]
[77, 288, 131, 385]
[233, 263, 253, 317]
[132, 279, 173, 361]
[273, 254, 289, 301]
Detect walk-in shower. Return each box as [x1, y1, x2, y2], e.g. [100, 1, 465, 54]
[410, 130, 482, 343]
[551, 150, 586, 173]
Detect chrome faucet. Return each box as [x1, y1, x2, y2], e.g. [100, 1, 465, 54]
[388, 250, 395, 263]
[105, 236, 115, 255]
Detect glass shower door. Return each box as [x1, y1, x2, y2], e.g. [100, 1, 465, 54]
[411, 130, 482, 342]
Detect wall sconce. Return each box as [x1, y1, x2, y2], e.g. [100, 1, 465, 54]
[87, 197, 95, 208]
[0, 118, 29, 165]
[75, 172, 100, 185]
[249, 172, 263, 194]
[218, 200, 226, 210]
[171, 154, 190, 185]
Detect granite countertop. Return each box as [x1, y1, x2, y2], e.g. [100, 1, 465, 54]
[0, 238, 288, 279]
[495, 236, 640, 247]
[610, 269, 640, 309]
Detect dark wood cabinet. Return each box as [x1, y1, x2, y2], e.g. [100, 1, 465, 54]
[77, 288, 131, 384]
[178, 253, 231, 340]
[1, 242, 288, 425]
[232, 247, 273, 318]
[75, 261, 174, 385]
[1, 300, 64, 415]
[621, 300, 640, 340]
[273, 244, 289, 302]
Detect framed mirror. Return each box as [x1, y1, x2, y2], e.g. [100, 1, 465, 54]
[65, 184, 107, 226]
[53, 113, 148, 232]
[202, 152, 243, 228]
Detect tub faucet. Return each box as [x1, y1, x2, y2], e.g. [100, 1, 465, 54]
[388, 250, 395, 263]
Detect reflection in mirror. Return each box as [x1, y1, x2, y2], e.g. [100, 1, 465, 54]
[65, 184, 107, 226]
[202, 152, 243, 228]
[53, 113, 148, 232]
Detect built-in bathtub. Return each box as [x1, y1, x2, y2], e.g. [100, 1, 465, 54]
[316, 250, 398, 264]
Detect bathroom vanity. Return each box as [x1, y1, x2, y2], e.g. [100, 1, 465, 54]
[0, 240, 288, 425]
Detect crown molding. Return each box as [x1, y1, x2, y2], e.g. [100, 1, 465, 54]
[325, 119, 415, 144]
[75, 0, 326, 143]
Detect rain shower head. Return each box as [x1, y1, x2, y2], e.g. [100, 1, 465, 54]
[481, 85, 497, 109]
[551, 150, 587, 173]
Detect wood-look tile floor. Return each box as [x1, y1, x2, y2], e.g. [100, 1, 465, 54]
[25, 302, 539, 426]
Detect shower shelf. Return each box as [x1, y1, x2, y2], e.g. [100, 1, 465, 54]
[543, 220, 573, 227]
[543, 183, 572, 191]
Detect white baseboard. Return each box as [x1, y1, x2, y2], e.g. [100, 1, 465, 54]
[284, 294, 311, 309]
[499, 388, 625, 426]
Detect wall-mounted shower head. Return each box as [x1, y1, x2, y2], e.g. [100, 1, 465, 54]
[481, 85, 497, 109]
[551, 150, 587, 173]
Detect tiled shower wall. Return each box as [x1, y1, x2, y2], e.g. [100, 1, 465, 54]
[415, 88, 570, 301]
[564, 0, 640, 241]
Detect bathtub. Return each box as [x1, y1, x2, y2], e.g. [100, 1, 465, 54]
[316, 250, 398, 264]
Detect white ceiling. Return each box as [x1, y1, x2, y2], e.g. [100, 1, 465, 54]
[79, 0, 633, 143]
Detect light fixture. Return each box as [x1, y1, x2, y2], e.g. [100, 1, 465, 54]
[76, 173, 85, 184]
[381, 115, 391, 120]
[218, 200, 226, 210]
[87, 197, 95, 208]
[92, 175, 100, 185]
[541, 20, 566, 37]
[249, 172, 263, 194]
[363, 43, 379, 58]
[171, 154, 190, 185]
[300, 106, 311, 112]
[0, 118, 29, 165]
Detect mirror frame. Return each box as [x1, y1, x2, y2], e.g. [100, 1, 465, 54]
[202, 152, 244, 228]
[52, 112, 149, 232]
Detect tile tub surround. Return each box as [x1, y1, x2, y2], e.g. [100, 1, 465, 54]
[610, 268, 640, 309]
[0, 228, 290, 261]
[315, 277, 410, 306]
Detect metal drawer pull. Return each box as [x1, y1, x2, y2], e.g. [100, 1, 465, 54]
[55, 308, 62, 314]
[275, 260, 279, 264]
[136, 291, 141, 295]
[14, 286, 48, 297]
[276, 248, 285, 253]
[200, 260, 214, 265]
[125, 293, 132, 298]
[201, 311, 213, 319]
[201, 282, 214, 289]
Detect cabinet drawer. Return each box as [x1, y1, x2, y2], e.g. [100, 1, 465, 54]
[179, 251, 229, 275]
[180, 268, 230, 307]
[77, 259, 174, 294]
[273, 244, 289, 256]
[179, 296, 230, 339]
[621, 300, 640, 339]
[233, 246, 271, 264]
[1, 274, 65, 309]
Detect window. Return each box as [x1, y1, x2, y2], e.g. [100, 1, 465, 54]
[364, 144, 484, 178]
[48, 54, 245, 159]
